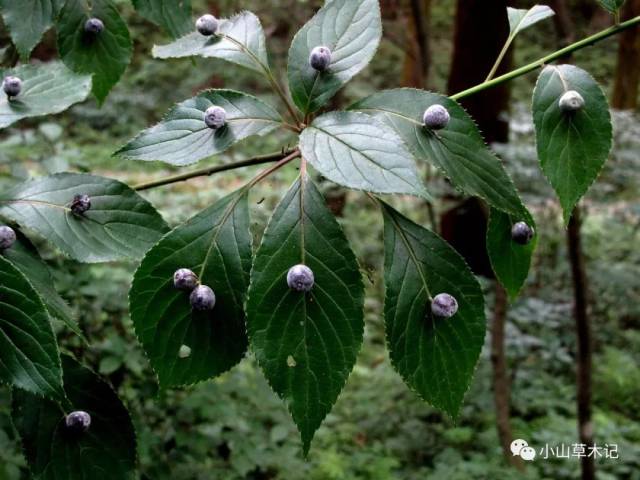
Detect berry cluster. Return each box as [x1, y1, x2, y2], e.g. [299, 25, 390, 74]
[173, 268, 216, 311]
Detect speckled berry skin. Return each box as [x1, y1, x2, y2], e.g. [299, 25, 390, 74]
[174, 268, 199, 291]
[309, 46, 332, 71]
[204, 106, 227, 129]
[70, 194, 91, 216]
[84, 17, 104, 35]
[65, 411, 91, 434]
[511, 221, 535, 245]
[190, 285, 216, 311]
[0, 226, 17, 250]
[287, 264, 314, 292]
[196, 14, 219, 36]
[423, 105, 450, 130]
[558, 90, 585, 112]
[3, 76, 22, 98]
[431, 293, 458, 318]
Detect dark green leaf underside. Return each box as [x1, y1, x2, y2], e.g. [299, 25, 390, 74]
[132, 0, 192, 38]
[0, 256, 63, 400]
[12, 355, 137, 480]
[130, 190, 252, 388]
[246, 174, 364, 453]
[381, 202, 485, 418]
[532, 64, 612, 224]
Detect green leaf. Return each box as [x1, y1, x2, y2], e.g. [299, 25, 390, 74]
[131, 0, 192, 39]
[0, 62, 92, 129]
[381, 202, 485, 418]
[486, 207, 537, 300]
[130, 190, 251, 388]
[56, 0, 132, 104]
[350, 89, 525, 216]
[1, 229, 81, 337]
[532, 65, 612, 224]
[507, 5, 554, 37]
[0, 255, 64, 400]
[299, 111, 429, 199]
[246, 174, 364, 453]
[12, 355, 137, 480]
[0, 173, 169, 263]
[117, 89, 281, 166]
[287, 0, 382, 114]
[597, 0, 625, 13]
[153, 11, 269, 74]
[0, 0, 64, 60]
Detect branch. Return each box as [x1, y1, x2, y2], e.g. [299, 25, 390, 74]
[133, 149, 295, 191]
[451, 15, 640, 100]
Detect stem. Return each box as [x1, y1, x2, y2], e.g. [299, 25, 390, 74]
[451, 15, 640, 100]
[567, 207, 595, 480]
[245, 149, 300, 189]
[266, 70, 302, 126]
[134, 150, 294, 191]
[485, 35, 515, 82]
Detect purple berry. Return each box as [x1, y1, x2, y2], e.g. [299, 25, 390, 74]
[309, 46, 332, 71]
[196, 14, 219, 36]
[0, 225, 17, 250]
[204, 106, 226, 129]
[287, 264, 314, 292]
[70, 194, 91, 216]
[559, 90, 585, 112]
[84, 18, 104, 35]
[173, 268, 199, 291]
[65, 410, 91, 434]
[2, 76, 22, 98]
[511, 221, 535, 245]
[190, 285, 216, 311]
[423, 105, 450, 130]
[431, 293, 458, 318]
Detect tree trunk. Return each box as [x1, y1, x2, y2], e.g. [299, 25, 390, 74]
[612, 0, 640, 109]
[491, 284, 524, 471]
[402, 0, 431, 88]
[567, 207, 595, 480]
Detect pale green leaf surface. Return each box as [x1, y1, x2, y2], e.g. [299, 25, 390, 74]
[507, 5, 555, 37]
[153, 11, 269, 74]
[287, 0, 382, 114]
[246, 174, 364, 453]
[130, 190, 251, 388]
[117, 90, 281, 166]
[299, 111, 429, 199]
[0, 173, 169, 263]
[0, 62, 92, 129]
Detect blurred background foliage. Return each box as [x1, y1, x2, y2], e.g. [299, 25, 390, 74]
[1, 0, 640, 479]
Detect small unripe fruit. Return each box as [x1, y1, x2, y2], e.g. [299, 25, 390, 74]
[84, 18, 104, 35]
[287, 264, 314, 292]
[178, 345, 192, 358]
[558, 90, 585, 112]
[190, 285, 216, 311]
[431, 293, 458, 318]
[423, 105, 450, 130]
[0, 226, 17, 250]
[65, 411, 91, 434]
[70, 194, 91, 215]
[511, 221, 535, 245]
[204, 106, 226, 129]
[309, 46, 332, 71]
[196, 14, 219, 36]
[174, 268, 199, 291]
[3, 76, 22, 98]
